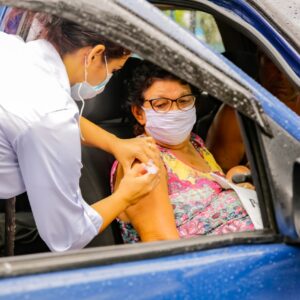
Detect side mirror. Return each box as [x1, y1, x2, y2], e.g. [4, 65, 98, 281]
[293, 159, 300, 236]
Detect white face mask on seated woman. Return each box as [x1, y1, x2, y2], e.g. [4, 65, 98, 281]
[143, 107, 197, 145]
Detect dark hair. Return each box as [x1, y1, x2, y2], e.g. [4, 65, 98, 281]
[38, 15, 130, 59]
[124, 60, 197, 135]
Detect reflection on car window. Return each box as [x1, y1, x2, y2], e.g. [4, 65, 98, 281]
[0, 6, 6, 24]
[0, 7, 34, 37]
[0, 7, 24, 34]
[163, 9, 225, 53]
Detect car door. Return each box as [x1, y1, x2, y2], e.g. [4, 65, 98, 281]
[0, 0, 299, 299]
[150, 0, 300, 239]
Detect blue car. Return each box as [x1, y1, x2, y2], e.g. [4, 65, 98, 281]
[0, 0, 299, 299]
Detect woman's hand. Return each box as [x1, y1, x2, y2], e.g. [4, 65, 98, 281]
[113, 136, 161, 173]
[116, 162, 160, 207]
[226, 165, 255, 190]
[79, 117, 160, 173]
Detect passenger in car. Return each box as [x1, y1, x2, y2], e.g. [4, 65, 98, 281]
[111, 61, 255, 243]
[206, 52, 300, 172]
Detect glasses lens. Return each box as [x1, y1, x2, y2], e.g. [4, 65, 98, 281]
[177, 95, 196, 111]
[151, 98, 172, 112]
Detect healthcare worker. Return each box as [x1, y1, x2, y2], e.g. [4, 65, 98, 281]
[0, 15, 159, 252]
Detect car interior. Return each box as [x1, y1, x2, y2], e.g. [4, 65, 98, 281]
[0, 4, 289, 256]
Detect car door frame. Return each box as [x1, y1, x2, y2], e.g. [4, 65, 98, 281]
[0, 0, 297, 276]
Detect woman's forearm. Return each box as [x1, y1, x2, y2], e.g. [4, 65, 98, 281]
[80, 116, 159, 172]
[80, 116, 117, 154]
[92, 190, 128, 233]
[92, 162, 160, 233]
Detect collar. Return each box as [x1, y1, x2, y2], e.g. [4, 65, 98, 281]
[26, 39, 71, 94]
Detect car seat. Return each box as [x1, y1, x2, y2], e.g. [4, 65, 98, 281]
[0, 194, 50, 256]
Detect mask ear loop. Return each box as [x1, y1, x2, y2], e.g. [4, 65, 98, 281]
[78, 54, 107, 141]
[104, 54, 108, 76]
[78, 56, 88, 141]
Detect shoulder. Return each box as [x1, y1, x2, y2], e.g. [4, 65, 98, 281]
[191, 133, 224, 173]
[191, 132, 205, 148]
[1, 37, 73, 119]
[0, 32, 25, 52]
[1, 65, 76, 125]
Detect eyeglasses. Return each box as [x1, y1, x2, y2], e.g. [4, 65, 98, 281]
[144, 94, 197, 113]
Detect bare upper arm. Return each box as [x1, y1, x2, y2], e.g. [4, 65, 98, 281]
[114, 161, 179, 242]
[206, 104, 245, 172]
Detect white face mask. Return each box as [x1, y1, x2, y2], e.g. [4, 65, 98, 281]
[71, 55, 112, 141]
[143, 107, 197, 145]
[71, 55, 112, 102]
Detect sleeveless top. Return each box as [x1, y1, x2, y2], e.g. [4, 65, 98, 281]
[111, 133, 254, 243]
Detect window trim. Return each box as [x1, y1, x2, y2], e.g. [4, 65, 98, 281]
[237, 113, 277, 232]
[0, 231, 280, 277]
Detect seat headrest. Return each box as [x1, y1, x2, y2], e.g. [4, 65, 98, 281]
[82, 57, 142, 123]
[223, 50, 259, 80]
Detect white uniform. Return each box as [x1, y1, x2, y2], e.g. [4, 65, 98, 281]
[0, 32, 102, 252]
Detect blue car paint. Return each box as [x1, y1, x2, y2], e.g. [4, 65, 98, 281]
[0, 5, 7, 21]
[0, 244, 299, 299]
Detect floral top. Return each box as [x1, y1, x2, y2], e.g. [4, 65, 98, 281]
[111, 133, 254, 243]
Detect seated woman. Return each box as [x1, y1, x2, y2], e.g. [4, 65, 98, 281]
[111, 61, 255, 243]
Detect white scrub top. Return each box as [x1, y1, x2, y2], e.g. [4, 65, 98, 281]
[0, 32, 102, 252]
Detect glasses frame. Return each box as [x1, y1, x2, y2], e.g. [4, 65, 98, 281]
[144, 94, 197, 113]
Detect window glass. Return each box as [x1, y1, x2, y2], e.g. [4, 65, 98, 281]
[163, 9, 225, 53]
[0, 6, 7, 24]
[0, 7, 34, 37]
[0, 7, 24, 33]
[0, 7, 41, 41]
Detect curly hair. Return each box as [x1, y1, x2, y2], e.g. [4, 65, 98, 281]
[124, 60, 197, 135]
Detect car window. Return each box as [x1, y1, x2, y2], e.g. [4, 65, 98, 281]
[0, 6, 6, 21]
[0, 7, 25, 34]
[163, 9, 225, 53]
[0, 6, 268, 260]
